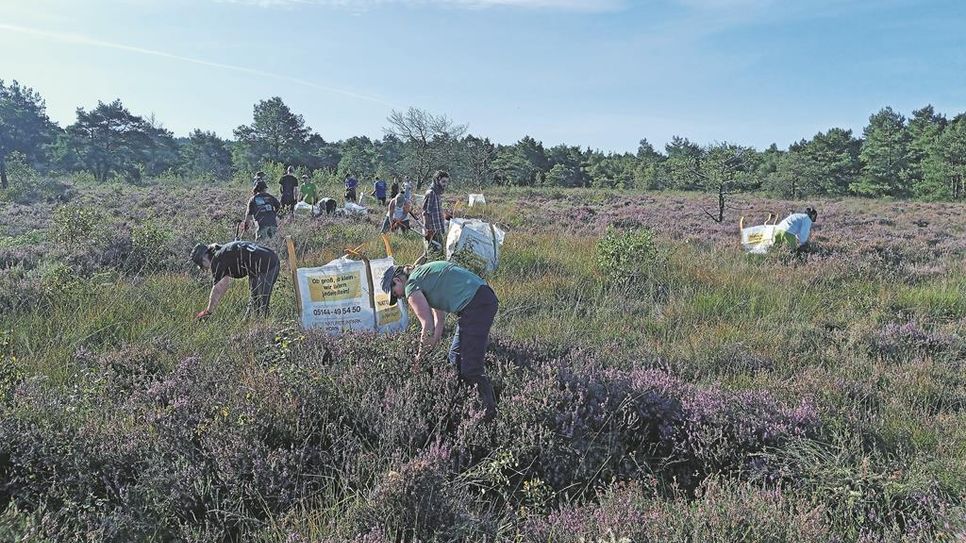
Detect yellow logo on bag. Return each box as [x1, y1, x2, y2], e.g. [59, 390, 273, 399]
[307, 271, 361, 302]
[375, 294, 402, 325]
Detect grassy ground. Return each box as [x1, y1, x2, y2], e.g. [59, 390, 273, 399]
[0, 177, 964, 542]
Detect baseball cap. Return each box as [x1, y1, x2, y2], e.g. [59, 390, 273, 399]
[381, 266, 406, 306]
[190, 243, 208, 269]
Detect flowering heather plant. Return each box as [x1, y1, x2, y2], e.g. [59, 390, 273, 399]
[867, 321, 960, 362]
[521, 479, 832, 542]
[360, 442, 486, 541]
[1, 183, 964, 541]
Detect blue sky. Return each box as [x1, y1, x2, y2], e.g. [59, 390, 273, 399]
[1, 0, 964, 153]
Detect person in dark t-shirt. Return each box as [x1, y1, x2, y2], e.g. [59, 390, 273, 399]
[244, 180, 281, 241]
[279, 166, 299, 212]
[191, 240, 280, 318]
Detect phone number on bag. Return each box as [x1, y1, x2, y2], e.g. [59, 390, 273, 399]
[313, 305, 362, 317]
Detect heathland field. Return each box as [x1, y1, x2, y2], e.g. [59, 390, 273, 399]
[1, 178, 964, 542]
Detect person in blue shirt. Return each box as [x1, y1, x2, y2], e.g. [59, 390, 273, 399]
[775, 207, 818, 250]
[372, 178, 388, 205]
[382, 261, 499, 421]
[344, 175, 359, 203]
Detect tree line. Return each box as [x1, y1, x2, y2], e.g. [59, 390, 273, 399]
[1, 79, 964, 200]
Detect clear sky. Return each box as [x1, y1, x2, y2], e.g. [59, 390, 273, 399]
[2, 0, 964, 153]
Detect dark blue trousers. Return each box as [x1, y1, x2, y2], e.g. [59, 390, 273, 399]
[448, 285, 499, 420]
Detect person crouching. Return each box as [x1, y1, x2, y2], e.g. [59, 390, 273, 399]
[382, 261, 499, 421]
[191, 240, 280, 319]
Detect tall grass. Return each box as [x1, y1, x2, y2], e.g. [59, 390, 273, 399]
[0, 180, 963, 541]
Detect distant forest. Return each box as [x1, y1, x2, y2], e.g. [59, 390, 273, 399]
[1, 79, 964, 200]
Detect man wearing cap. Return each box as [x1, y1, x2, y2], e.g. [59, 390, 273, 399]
[244, 179, 281, 241]
[382, 261, 499, 420]
[191, 240, 280, 319]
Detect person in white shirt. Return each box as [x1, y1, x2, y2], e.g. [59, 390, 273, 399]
[775, 207, 817, 249]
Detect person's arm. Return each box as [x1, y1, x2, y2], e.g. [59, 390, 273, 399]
[431, 308, 446, 344]
[198, 276, 231, 318]
[244, 200, 255, 230]
[407, 290, 437, 369]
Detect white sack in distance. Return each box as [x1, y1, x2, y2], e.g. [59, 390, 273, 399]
[445, 218, 506, 274]
[468, 193, 486, 207]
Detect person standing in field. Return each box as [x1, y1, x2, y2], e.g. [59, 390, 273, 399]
[389, 178, 400, 200]
[191, 240, 280, 319]
[421, 170, 448, 256]
[252, 170, 266, 188]
[300, 174, 318, 205]
[344, 174, 359, 203]
[382, 261, 499, 421]
[243, 179, 281, 241]
[279, 166, 299, 213]
[372, 178, 388, 205]
[775, 207, 818, 250]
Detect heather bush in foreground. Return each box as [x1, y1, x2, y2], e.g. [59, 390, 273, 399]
[1, 333, 825, 541]
[521, 479, 831, 542]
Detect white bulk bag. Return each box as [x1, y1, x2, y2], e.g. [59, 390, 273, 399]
[297, 256, 408, 335]
[293, 201, 313, 217]
[344, 202, 368, 216]
[368, 257, 409, 334]
[445, 218, 505, 274]
[740, 224, 777, 254]
[468, 193, 486, 207]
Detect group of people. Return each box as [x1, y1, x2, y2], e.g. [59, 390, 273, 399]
[191, 166, 818, 423]
[191, 168, 500, 420]
[343, 175, 401, 206]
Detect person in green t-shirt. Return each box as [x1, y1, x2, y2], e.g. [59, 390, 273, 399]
[300, 174, 318, 205]
[382, 261, 499, 420]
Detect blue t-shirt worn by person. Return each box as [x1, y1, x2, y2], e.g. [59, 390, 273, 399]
[374, 179, 387, 198]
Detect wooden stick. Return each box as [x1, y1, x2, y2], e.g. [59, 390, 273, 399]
[286, 236, 301, 325]
[382, 233, 393, 257]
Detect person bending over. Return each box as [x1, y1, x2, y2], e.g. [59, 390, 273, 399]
[382, 261, 499, 421]
[191, 240, 280, 319]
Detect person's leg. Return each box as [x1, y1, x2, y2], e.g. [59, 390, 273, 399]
[448, 321, 461, 368]
[455, 286, 499, 420]
[246, 273, 259, 317]
[258, 261, 280, 316]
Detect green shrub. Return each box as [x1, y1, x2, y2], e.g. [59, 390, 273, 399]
[52, 203, 102, 245]
[129, 220, 171, 273]
[596, 225, 659, 286]
[0, 152, 71, 204]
